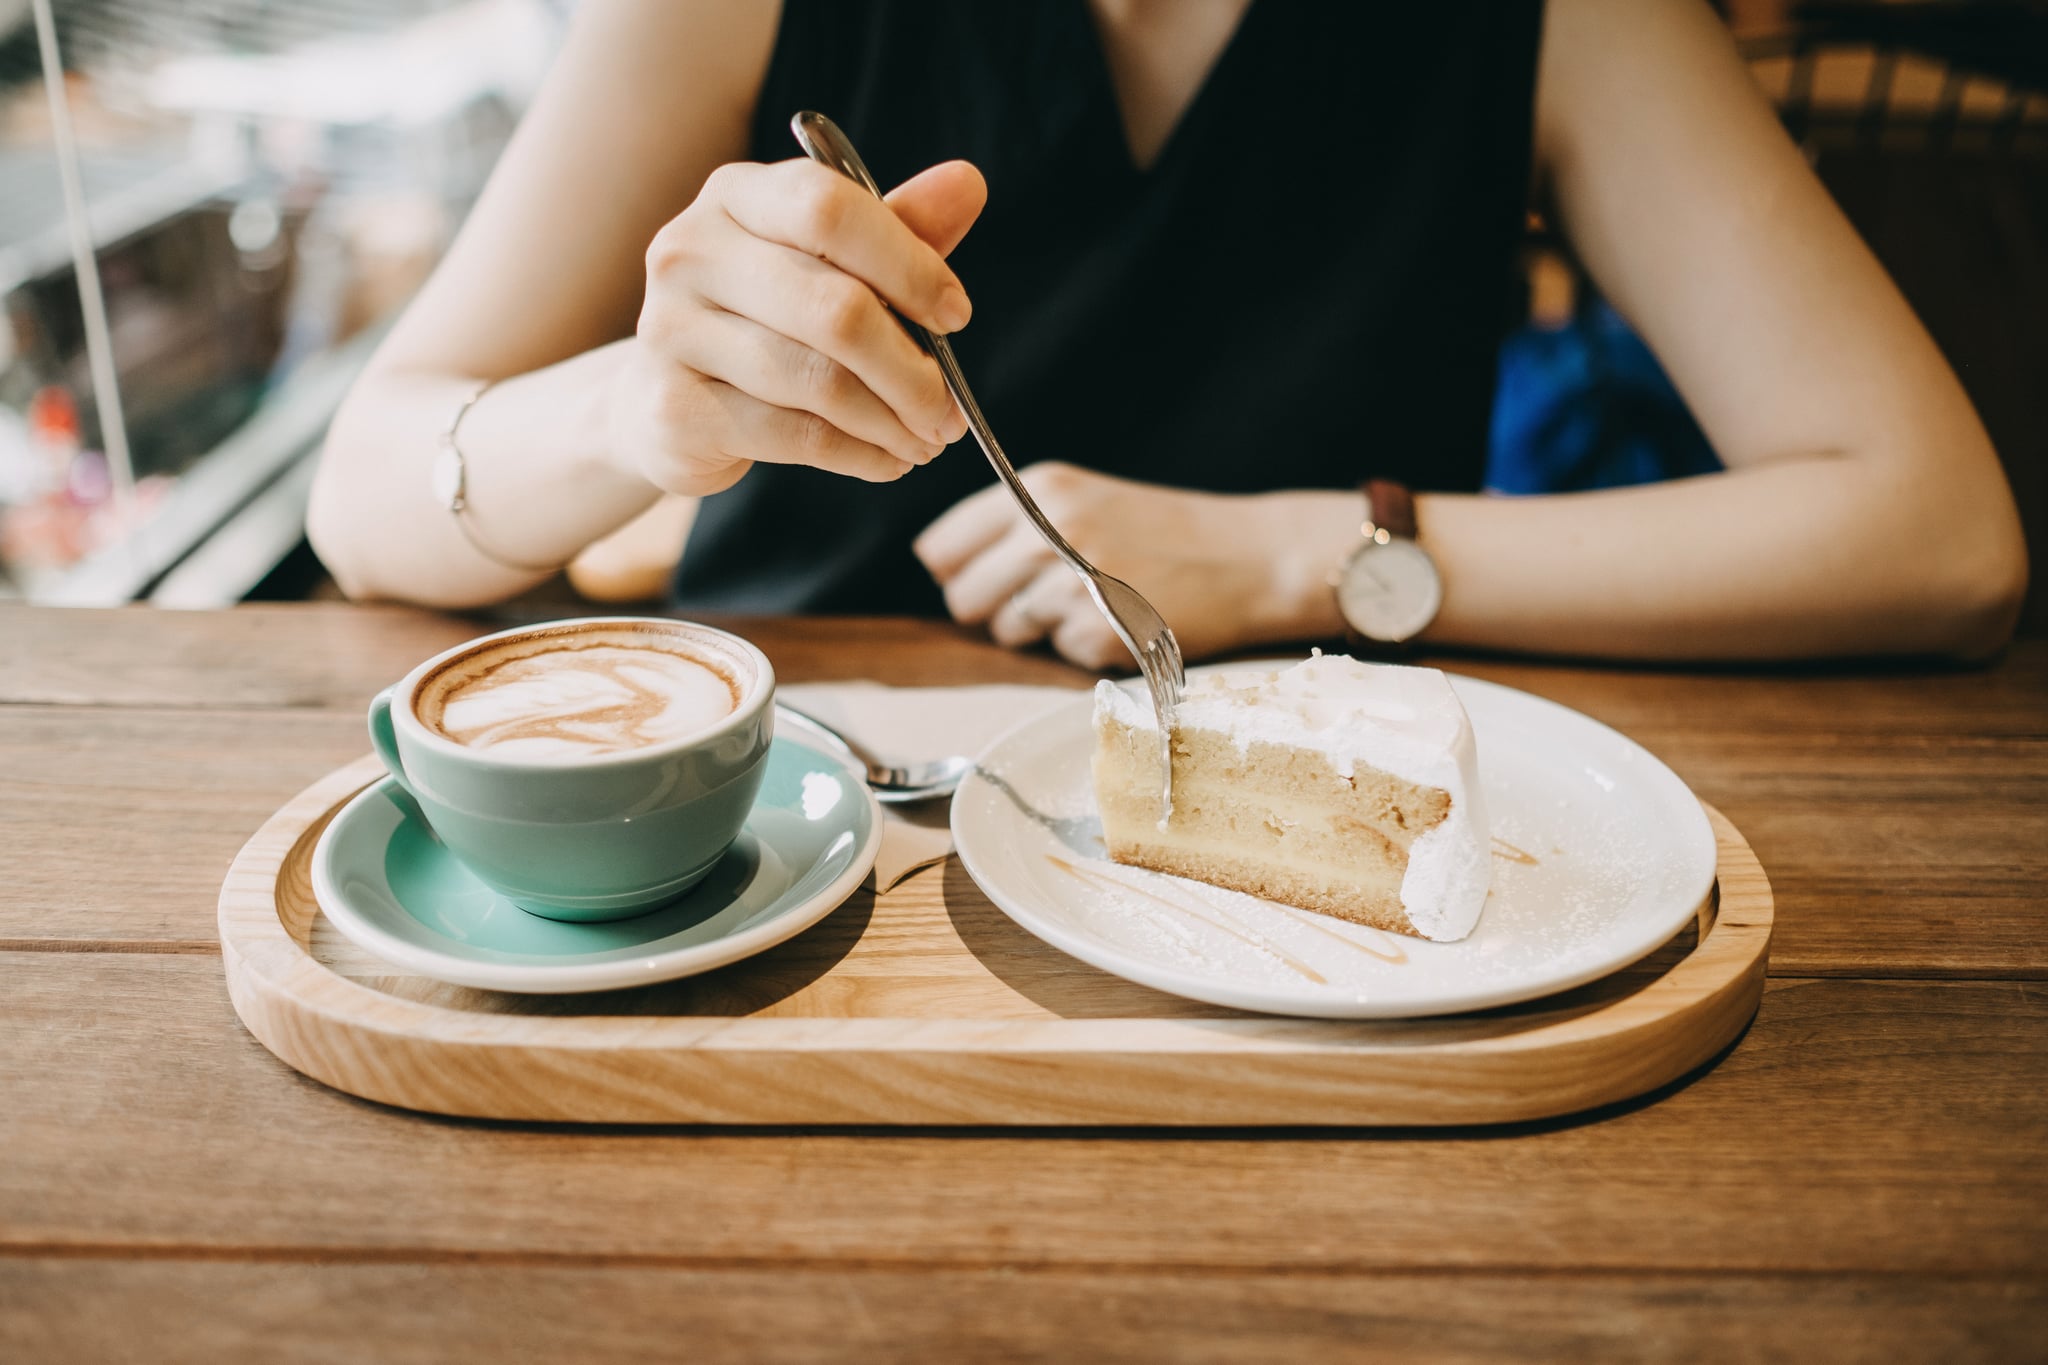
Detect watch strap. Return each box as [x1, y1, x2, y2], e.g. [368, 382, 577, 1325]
[1363, 478, 1417, 541]
[1342, 478, 1424, 659]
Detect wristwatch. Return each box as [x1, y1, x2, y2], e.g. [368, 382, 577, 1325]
[1332, 479, 1443, 654]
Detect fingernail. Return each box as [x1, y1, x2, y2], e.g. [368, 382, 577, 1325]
[935, 283, 971, 333]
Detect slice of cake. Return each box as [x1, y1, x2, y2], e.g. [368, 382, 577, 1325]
[1091, 654, 1490, 942]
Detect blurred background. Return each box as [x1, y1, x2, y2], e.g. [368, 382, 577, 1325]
[0, 0, 556, 606]
[1, 0, 2043, 629]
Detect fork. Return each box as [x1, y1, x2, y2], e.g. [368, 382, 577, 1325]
[791, 111, 1186, 822]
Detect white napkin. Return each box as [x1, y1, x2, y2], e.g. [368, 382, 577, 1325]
[778, 681, 1085, 891]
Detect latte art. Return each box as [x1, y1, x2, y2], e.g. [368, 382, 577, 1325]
[425, 639, 741, 759]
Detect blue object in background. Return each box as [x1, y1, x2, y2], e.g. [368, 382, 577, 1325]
[1485, 295, 1722, 494]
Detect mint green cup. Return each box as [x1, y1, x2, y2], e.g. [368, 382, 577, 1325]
[367, 617, 775, 923]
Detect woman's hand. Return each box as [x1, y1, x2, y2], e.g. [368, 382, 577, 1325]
[607, 158, 986, 497]
[914, 463, 1359, 669]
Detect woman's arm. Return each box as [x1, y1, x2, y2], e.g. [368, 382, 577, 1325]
[1419, 0, 2027, 660]
[309, 0, 768, 604]
[919, 0, 2027, 665]
[309, 0, 980, 607]
[566, 494, 701, 603]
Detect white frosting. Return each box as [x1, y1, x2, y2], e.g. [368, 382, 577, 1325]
[436, 645, 736, 760]
[1095, 654, 1490, 940]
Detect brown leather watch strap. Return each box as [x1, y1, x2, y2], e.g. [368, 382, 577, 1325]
[1363, 478, 1417, 541]
[1342, 478, 1423, 660]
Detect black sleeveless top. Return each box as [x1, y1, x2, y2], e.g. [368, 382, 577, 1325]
[674, 0, 1543, 614]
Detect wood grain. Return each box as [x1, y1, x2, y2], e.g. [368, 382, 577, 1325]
[4, 610, 2039, 978]
[4, 687, 2048, 978]
[0, 603, 483, 709]
[4, 1261, 2042, 1365]
[207, 758, 1767, 1126]
[4, 605, 2045, 1353]
[4, 953, 2043, 1273]
[0, 707, 366, 946]
[306, 858, 1709, 1023]
[0, 604, 1093, 708]
[7, 601, 2037, 728]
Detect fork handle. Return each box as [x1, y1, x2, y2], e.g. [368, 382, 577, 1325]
[790, 111, 1090, 576]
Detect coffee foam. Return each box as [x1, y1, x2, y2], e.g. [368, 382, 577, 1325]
[415, 624, 749, 761]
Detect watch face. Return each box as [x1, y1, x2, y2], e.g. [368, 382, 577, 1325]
[1337, 539, 1443, 643]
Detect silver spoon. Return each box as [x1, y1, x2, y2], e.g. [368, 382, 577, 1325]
[779, 704, 972, 804]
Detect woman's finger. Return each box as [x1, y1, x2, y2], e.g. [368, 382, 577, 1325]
[938, 524, 1056, 627]
[882, 160, 989, 258]
[694, 231, 962, 447]
[991, 564, 1087, 648]
[717, 159, 972, 335]
[703, 381, 916, 484]
[913, 480, 1018, 580]
[1052, 607, 1130, 672]
[672, 309, 941, 467]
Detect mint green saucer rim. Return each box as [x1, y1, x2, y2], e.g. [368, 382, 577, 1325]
[308, 727, 882, 995]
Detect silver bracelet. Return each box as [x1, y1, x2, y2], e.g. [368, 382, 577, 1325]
[432, 379, 570, 574]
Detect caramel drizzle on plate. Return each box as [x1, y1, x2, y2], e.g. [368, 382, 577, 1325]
[1491, 837, 1540, 866]
[1260, 902, 1409, 965]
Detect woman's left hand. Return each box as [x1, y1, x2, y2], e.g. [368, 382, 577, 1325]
[913, 462, 1357, 669]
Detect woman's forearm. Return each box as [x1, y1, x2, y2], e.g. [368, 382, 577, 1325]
[1257, 451, 2025, 664]
[914, 438, 2024, 669]
[1411, 457, 2026, 662]
[307, 341, 659, 607]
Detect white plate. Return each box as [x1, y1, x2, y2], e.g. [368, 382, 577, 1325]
[950, 667, 1717, 1018]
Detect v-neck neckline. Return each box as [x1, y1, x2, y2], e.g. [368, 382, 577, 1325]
[1072, 0, 1263, 179]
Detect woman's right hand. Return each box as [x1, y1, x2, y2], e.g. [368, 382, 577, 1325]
[607, 157, 985, 497]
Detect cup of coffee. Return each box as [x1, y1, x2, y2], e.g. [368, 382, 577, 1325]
[367, 617, 774, 922]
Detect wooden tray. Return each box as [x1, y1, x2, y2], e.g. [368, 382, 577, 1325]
[220, 756, 1773, 1126]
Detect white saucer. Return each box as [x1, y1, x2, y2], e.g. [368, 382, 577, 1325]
[950, 667, 1717, 1019]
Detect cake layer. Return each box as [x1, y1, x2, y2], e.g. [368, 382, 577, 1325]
[1095, 712, 1422, 934]
[1104, 839, 1413, 936]
[1098, 789, 1407, 899]
[1097, 721, 1451, 832]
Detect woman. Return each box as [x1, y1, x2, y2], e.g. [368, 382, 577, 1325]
[308, 0, 2028, 666]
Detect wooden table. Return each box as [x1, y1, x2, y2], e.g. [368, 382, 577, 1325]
[2, 604, 2043, 1361]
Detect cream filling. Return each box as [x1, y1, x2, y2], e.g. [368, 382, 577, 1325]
[1102, 785, 1422, 844]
